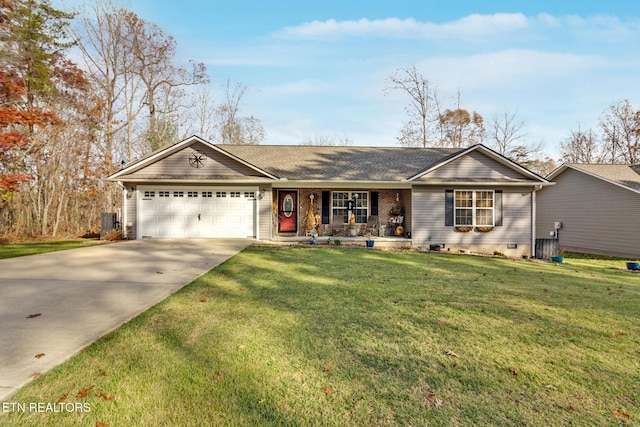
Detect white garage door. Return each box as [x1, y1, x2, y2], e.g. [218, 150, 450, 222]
[138, 187, 256, 238]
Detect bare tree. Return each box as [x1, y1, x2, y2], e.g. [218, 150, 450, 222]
[489, 111, 527, 155]
[487, 111, 543, 166]
[385, 64, 435, 148]
[599, 99, 640, 164]
[75, 0, 136, 167]
[560, 125, 605, 164]
[213, 80, 265, 144]
[127, 14, 208, 150]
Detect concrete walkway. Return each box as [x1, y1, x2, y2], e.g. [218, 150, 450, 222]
[0, 239, 251, 401]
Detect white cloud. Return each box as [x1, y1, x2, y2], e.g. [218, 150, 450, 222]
[275, 13, 529, 40]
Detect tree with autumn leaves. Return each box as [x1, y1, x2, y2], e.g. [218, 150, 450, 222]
[0, 0, 87, 235]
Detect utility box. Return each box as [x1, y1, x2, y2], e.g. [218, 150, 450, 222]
[100, 212, 120, 239]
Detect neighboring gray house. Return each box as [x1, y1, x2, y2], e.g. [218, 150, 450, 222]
[536, 163, 640, 258]
[108, 135, 551, 257]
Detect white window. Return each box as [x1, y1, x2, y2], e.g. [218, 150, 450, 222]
[187, 191, 198, 198]
[159, 191, 170, 197]
[230, 192, 241, 198]
[244, 192, 255, 198]
[173, 191, 184, 197]
[202, 191, 213, 198]
[455, 190, 494, 226]
[216, 192, 226, 198]
[144, 191, 155, 198]
[331, 191, 368, 223]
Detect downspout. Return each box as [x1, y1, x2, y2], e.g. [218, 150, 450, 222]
[531, 185, 542, 258]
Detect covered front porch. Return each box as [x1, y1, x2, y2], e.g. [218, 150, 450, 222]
[273, 188, 413, 239]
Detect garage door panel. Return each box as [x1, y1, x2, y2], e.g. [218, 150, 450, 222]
[138, 187, 256, 238]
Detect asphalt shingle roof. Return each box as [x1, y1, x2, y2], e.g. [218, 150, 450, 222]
[217, 145, 462, 181]
[568, 163, 640, 192]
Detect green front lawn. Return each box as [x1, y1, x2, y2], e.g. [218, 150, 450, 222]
[3, 247, 639, 426]
[0, 239, 104, 260]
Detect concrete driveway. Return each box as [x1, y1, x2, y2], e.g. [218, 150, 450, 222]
[0, 239, 251, 401]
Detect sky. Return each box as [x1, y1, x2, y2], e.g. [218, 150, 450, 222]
[57, 0, 640, 159]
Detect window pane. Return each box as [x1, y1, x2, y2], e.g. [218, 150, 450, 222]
[354, 192, 368, 223]
[455, 191, 473, 208]
[477, 191, 494, 208]
[332, 192, 348, 219]
[476, 209, 493, 226]
[455, 209, 473, 225]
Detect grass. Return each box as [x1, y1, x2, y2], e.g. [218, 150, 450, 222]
[2, 247, 639, 426]
[0, 239, 104, 260]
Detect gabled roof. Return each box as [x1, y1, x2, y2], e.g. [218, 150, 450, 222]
[108, 135, 550, 185]
[108, 135, 278, 181]
[405, 144, 549, 183]
[548, 163, 640, 194]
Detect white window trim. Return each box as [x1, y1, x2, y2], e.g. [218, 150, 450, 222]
[454, 189, 495, 227]
[331, 191, 369, 224]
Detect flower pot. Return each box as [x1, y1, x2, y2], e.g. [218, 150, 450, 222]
[366, 240, 375, 248]
[349, 227, 357, 237]
[626, 262, 639, 271]
[551, 256, 564, 263]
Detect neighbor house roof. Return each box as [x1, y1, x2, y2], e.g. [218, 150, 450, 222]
[550, 163, 640, 194]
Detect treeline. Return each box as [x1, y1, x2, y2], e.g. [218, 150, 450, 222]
[0, 0, 262, 239]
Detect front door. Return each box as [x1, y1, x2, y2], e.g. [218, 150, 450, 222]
[278, 191, 297, 232]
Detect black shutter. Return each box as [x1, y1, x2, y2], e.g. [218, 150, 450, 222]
[495, 190, 503, 226]
[371, 192, 379, 216]
[445, 190, 454, 226]
[321, 191, 330, 224]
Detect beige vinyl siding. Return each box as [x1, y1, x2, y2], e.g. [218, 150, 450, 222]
[124, 184, 137, 239]
[258, 188, 272, 240]
[126, 142, 261, 179]
[418, 150, 530, 182]
[412, 186, 532, 245]
[537, 168, 640, 257]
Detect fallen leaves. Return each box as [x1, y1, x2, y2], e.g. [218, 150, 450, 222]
[445, 349, 459, 358]
[325, 361, 334, 373]
[508, 367, 519, 377]
[30, 372, 41, 379]
[26, 313, 42, 318]
[612, 409, 630, 420]
[97, 392, 115, 401]
[96, 422, 110, 427]
[77, 386, 94, 399]
[321, 387, 332, 394]
[34, 353, 45, 359]
[612, 331, 627, 339]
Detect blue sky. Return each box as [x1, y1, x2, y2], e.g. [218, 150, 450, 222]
[59, 0, 640, 159]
